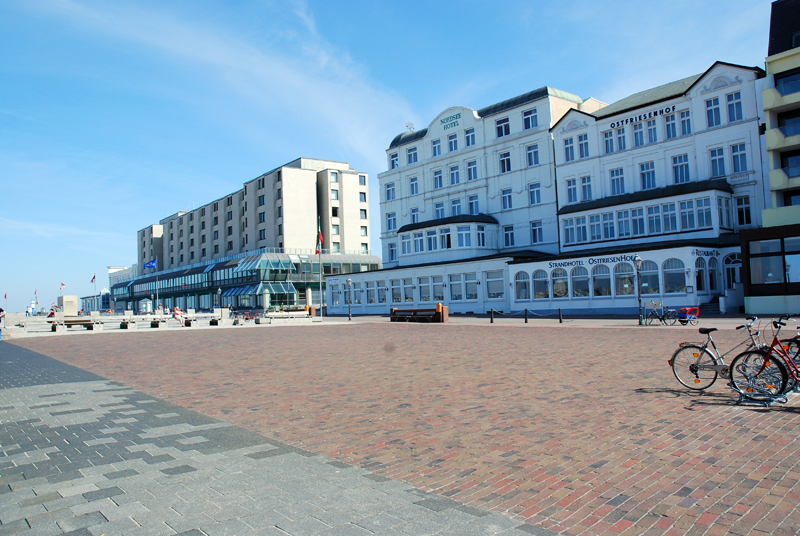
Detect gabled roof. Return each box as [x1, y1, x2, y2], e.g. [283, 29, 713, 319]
[591, 74, 702, 119]
[553, 62, 766, 130]
[388, 86, 583, 150]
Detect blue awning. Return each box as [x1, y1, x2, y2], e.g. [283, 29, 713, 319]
[234, 256, 262, 273]
[265, 282, 297, 294]
[203, 263, 216, 273]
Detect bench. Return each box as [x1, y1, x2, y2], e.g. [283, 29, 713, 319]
[390, 307, 448, 323]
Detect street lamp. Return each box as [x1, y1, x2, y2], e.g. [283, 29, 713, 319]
[217, 288, 222, 309]
[150, 294, 154, 314]
[633, 254, 643, 326]
[346, 277, 352, 321]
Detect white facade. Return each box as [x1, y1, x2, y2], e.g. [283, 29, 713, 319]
[378, 88, 605, 269]
[326, 64, 769, 316]
[552, 63, 767, 263]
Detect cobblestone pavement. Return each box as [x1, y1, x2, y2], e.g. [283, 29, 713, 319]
[0, 343, 542, 536]
[6, 321, 800, 535]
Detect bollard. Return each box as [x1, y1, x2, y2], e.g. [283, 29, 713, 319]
[525, 308, 528, 323]
[558, 308, 563, 323]
[490, 309, 494, 323]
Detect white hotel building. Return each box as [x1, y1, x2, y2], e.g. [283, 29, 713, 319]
[326, 63, 769, 315]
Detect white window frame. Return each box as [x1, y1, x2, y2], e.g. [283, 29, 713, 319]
[531, 221, 543, 244]
[432, 139, 441, 157]
[467, 160, 478, 181]
[529, 182, 541, 205]
[523, 108, 538, 130]
[502, 188, 513, 210]
[448, 133, 458, 152]
[386, 182, 395, 200]
[407, 147, 417, 165]
[496, 117, 510, 138]
[500, 152, 511, 173]
[410, 176, 418, 195]
[387, 212, 396, 231]
[465, 128, 475, 147]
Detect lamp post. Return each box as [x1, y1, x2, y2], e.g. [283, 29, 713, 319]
[346, 277, 352, 321]
[633, 254, 643, 326]
[150, 294, 154, 314]
[217, 288, 222, 309]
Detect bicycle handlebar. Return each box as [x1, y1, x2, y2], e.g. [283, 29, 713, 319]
[736, 325, 745, 330]
[774, 321, 786, 329]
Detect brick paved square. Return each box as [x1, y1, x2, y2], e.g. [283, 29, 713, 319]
[8, 321, 800, 535]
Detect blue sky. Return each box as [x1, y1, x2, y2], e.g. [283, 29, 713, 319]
[0, 0, 772, 313]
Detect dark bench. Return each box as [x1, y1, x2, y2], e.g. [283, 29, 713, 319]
[390, 307, 448, 323]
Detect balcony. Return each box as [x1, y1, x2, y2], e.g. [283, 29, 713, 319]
[768, 167, 800, 192]
[766, 124, 800, 152]
[763, 80, 800, 113]
[763, 204, 800, 228]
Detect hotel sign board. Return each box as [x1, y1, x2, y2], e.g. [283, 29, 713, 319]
[608, 105, 677, 129]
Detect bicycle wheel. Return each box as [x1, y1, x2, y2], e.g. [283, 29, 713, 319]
[729, 350, 788, 401]
[671, 345, 718, 390]
[665, 310, 678, 326]
[688, 316, 699, 326]
[646, 311, 657, 326]
[779, 338, 800, 393]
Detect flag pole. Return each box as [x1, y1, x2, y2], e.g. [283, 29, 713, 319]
[155, 258, 159, 311]
[94, 275, 97, 312]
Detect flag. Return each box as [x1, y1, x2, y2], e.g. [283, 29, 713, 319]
[91, 275, 96, 284]
[60, 283, 65, 290]
[315, 216, 323, 254]
[3, 293, 6, 300]
[144, 259, 157, 269]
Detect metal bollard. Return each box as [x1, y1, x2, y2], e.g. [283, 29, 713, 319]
[525, 308, 528, 323]
[490, 309, 494, 323]
[558, 308, 563, 323]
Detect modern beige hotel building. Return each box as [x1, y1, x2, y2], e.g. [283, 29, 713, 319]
[741, 0, 800, 314]
[114, 157, 380, 312]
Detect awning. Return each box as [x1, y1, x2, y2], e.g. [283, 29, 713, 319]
[222, 284, 262, 297]
[203, 263, 216, 273]
[265, 282, 297, 294]
[234, 255, 262, 273]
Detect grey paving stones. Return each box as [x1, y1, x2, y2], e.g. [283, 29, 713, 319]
[0, 347, 545, 536]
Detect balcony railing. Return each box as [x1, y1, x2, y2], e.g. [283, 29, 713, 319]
[779, 124, 800, 137]
[776, 79, 800, 97]
[783, 166, 800, 178]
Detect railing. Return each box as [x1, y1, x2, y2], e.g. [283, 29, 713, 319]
[782, 166, 800, 178]
[779, 124, 800, 138]
[776, 79, 800, 97]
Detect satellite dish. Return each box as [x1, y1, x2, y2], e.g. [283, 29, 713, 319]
[406, 122, 415, 132]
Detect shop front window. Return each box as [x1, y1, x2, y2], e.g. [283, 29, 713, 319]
[593, 265, 611, 296]
[419, 277, 431, 302]
[486, 271, 504, 299]
[552, 268, 568, 298]
[533, 270, 549, 299]
[571, 267, 589, 297]
[640, 260, 660, 294]
[615, 263, 635, 296]
[464, 274, 478, 300]
[515, 271, 530, 300]
[433, 276, 445, 301]
[663, 258, 686, 293]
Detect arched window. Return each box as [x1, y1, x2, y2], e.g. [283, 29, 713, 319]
[695, 257, 706, 292]
[571, 266, 589, 297]
[533, 270, 549, 299]
[515, 271, 530, 300]
[593, 265, 611, 296]
[663, 258, 686, 293]
[640, 260, 660, 294]
[614, 262, 634, 295]
[724, 253, 740, 290]
[552, 268, 568, 298]
[708, 257, 718, 291]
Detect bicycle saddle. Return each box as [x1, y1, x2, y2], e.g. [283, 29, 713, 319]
[698, 327, 717, 335]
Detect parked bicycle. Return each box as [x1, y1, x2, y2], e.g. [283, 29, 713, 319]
[729, 317, 800, 403]
[669, 317, 762, 390]
[645, 301, 677, 326]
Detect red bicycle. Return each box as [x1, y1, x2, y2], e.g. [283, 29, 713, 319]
[728, 318, 799, 403]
